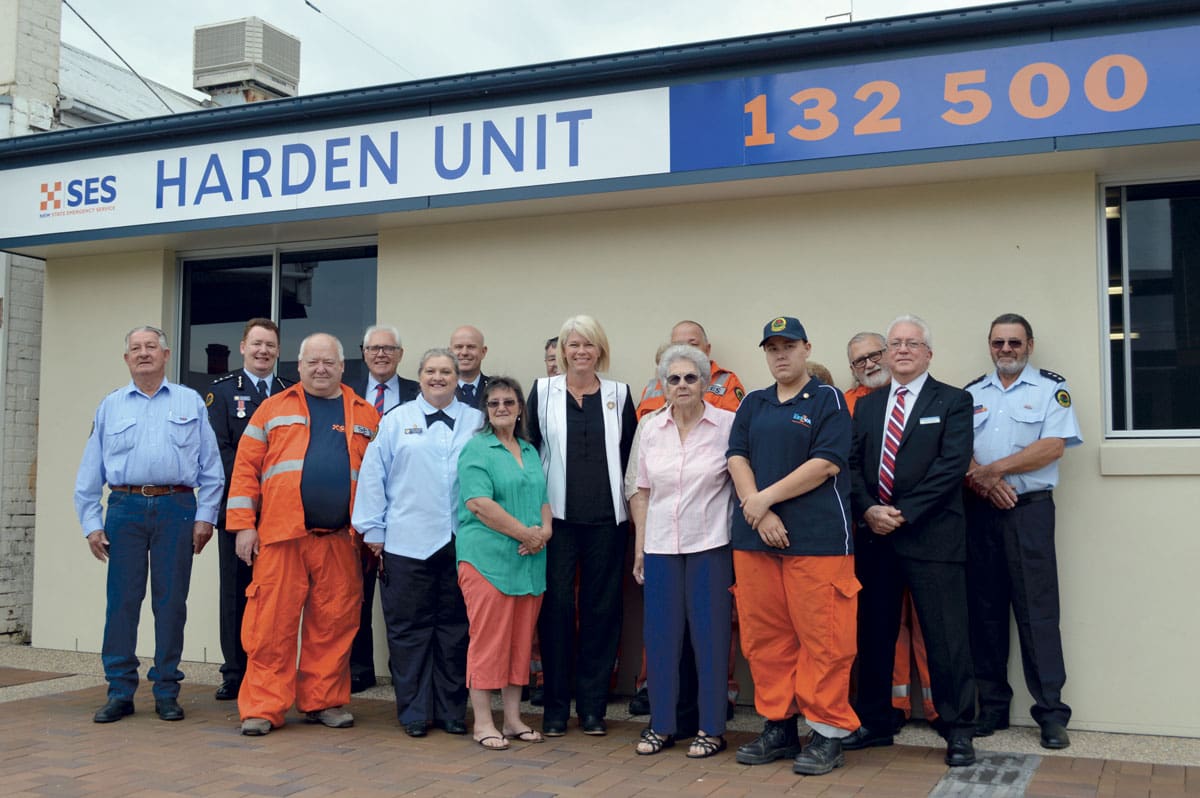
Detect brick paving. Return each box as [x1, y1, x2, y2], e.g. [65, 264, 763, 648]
[0, 683, 1197, 797]
[0, 666, 70, 687]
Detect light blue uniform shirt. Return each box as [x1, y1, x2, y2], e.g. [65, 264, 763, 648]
[74, 378, 224, 534]
[967, 363, 1082, 494]
[352, 395, 484, 559]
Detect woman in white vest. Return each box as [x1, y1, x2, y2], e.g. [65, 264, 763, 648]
[527, 315, 636, 738]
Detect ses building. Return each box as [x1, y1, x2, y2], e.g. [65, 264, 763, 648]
[1, 0, 1197, 737]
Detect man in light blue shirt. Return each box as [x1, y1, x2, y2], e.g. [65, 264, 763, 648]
[964, 313, 1082, 751]
[74, 326, 223, 724]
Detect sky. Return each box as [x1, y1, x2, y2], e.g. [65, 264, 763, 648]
[59, 0, 989, 100]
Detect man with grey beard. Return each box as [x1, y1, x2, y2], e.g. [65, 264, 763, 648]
[844, 332, 890, 416]
[964, 313, 1081, 751]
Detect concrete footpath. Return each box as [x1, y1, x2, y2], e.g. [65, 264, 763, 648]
[1, 644, 1196, 797]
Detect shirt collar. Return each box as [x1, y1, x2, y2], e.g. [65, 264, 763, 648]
[658, 401, 719, 429]
[242, 368, 271, 389]
[367, 374, 398, 393]
[126, 377, 169, 398]
[458, 375, 481, 389]
[891, 370, 930, 396]
[416, 394, 462, 417]
[983, 363, 1038, 391]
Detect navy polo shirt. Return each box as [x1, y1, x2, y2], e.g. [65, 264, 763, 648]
[300, 394, 352, 530]
[726, 377, 853, 556]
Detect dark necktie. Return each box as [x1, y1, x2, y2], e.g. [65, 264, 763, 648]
[256, 379, 269, 400]
[459, 383, 476, 405]
[426, 410, 454, 429]
[374, 383, 386, 414]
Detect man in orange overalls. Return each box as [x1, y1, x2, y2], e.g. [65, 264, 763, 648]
[227, 333, 379, 736]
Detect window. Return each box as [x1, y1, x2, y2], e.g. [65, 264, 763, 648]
[1104, 181, 1200, 436]
[179, 242, 377, 393]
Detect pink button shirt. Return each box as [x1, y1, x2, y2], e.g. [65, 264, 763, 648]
[636, 403, 735, 555]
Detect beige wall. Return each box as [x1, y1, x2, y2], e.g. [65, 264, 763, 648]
[32, 172, 1200, 736]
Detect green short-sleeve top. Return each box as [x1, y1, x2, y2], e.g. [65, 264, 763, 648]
[456, 431, 549, 595]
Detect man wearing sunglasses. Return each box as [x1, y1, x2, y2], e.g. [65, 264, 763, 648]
[964, 314, 1081, 750]
[347, 325, 419, 694]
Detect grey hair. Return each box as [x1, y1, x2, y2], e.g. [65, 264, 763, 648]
[418, 347, 460, 377]
[362, 324, 402, 349]
[125, 325, 168, 350]
[656, 344, 710, 388]
[846, 331, 886, 359]
[298, 333, 345, 362]
[886, 314, 933, 350]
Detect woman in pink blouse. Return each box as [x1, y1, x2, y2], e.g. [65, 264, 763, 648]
[631, 344, 735, 758]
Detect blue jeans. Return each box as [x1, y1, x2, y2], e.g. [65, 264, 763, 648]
[101, 490, 196, 701]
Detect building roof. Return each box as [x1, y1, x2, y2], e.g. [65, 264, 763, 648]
[58, 43, 206, 127]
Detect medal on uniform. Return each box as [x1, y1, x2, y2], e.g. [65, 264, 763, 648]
[235, 395, 251, 418]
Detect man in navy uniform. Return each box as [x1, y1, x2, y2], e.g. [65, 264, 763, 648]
[965, 313, 1082, 750]
[207, 318, 291, 701]
[346, 324, 419, 692]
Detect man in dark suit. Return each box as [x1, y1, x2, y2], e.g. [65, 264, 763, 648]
[450, 325, 488, 408]
[846, 314, 977, 767]
[207, 318, 291, 701]
[346, 324, 419, 693]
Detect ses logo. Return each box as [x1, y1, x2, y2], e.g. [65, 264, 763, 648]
[38, 176, 118, 218]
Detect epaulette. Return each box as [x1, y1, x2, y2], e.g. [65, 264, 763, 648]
[964, 374, 986, 388]
[1039, 368, 1067, 383]
[276, 375, 294, 387]
[211, 372, 238, 385]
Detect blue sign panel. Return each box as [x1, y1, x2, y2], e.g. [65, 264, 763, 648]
[670, 26, 1200, 171]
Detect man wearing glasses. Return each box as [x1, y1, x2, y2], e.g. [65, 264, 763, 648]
[844, 332, 890, 416]
[347, 324, 419, 693]
[847, 315, 977, 767]
[964, 313, 1081, 750]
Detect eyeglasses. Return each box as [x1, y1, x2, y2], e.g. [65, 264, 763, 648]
[850, 349, 886, 369]
[887, 339, 927, 351]
[486, 398, 518, 409]
[363, 345, 401, 355]
[989, 338, 1027, 350]
[666, 373, 701, 386]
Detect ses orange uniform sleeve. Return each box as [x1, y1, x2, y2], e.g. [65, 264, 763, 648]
[226, 384, 379, 545]
[636, 359, 746, 420]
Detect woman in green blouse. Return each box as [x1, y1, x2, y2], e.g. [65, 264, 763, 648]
[457, 376, 553, 750]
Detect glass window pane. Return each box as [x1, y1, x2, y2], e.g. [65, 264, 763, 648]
[277, 245, 377, 385]
[180, 254, 273, 393]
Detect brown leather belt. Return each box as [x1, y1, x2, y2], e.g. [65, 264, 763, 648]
[111, 485, 193, 497]
[309, 526, 349, 537]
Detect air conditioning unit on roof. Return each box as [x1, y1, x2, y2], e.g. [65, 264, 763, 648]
[193, 17, 301, 99]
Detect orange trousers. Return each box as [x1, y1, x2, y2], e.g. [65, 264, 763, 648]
[238, 532, 361, 727]
[458, 562, 542, 690]
[732, 550, 860, 734]
[892, 589, 938, 721]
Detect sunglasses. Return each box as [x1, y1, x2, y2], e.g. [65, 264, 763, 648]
[989, 338, 1027, 350]
[666, 373, 701, 386]
[486, 398, 518, 409]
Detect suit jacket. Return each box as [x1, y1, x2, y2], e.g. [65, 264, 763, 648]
[456, 374, 489, 409]
[849, 374, 973, 562]
[351, 375, 420, 414]
[206, 371, 293, 528]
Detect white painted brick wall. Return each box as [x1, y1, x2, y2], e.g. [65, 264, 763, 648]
[0, 255, 43, 642]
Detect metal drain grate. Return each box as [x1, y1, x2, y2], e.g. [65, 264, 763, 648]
[929, 752, 1041, 797]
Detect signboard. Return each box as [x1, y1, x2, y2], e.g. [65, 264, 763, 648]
[2, 24, 1199, 243]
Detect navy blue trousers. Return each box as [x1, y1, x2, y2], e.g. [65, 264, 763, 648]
[102, 490, 196, 701]
[644, 545, 733, 736]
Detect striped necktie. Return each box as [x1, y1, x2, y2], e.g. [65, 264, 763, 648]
[878, 386, 908, 504]
[374, 383, 386, 414]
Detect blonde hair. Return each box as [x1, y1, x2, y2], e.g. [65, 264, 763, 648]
[557, 315, 611, 373]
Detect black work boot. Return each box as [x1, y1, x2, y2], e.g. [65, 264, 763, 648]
[736, 715, 801, 765]
[793, 730, 845, 775]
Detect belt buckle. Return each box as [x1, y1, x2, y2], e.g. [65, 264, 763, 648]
[140, 485, 155, 497]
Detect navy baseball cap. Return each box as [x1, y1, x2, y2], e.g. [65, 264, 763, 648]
[759, 316, 808, 346]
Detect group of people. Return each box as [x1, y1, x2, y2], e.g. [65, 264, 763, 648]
[74, 309, 1079, 777]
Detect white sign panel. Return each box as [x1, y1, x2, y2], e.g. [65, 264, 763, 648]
[0, 88, 670, 241]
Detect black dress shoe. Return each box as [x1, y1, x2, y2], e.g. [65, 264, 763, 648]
[543, 719, 566, 737]
[841, 725, 894, 750]
[155, 698, 185, 721]
[736, 716, 801, 765]
[350, 675, 376, 694]
[1040, 721, 1071, 750]
[214, 680, 240, 701]
[793, 731, 845, 776]
[93, 698, 134, 723]
[945, 734, 976, 767]
[436, 718, 467, 735]
[580, 715, 607, 735]
[974, 714, 1010, 738]
[404, 720, 428, 737]
[628, 687, 650, 716]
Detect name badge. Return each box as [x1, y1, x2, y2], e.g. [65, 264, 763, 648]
[919, 416, 941, 425]
[353, 424, 375, 440]
[404, 426, 424, 435]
